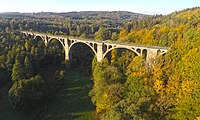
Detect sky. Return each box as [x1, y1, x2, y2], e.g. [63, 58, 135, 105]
[0, 0, 200, 15]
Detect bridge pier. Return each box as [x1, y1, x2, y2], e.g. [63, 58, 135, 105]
[64, 47, 69, 61]
[44, 40, 48, 46]
[96, 43, 104, 62]
[63, 46, 71, 68]
[146, 49, 159, 66]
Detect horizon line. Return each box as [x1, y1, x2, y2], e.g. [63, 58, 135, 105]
[0, 6, 199, 16]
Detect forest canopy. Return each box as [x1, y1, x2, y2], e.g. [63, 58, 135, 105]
[0, 7, 200, 120]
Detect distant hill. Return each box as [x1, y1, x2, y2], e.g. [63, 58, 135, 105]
[0, 12, 24, 17]
[31, 11, 148, 20]
[0, 11, 149, 20]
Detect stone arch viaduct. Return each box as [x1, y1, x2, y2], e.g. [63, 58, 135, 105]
[22, 31, 168, 65]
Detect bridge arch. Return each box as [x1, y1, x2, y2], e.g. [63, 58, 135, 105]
[68, 42, 97, 55]
[22, 32, 169, 64]
[161, 50, 168, 55]
[46, 37, 66, 63]
[48, 37, 65, 48]
[68, 41, 96, 71]
[24, 33, 35, 39]
[33, 35, 43, 40]
[32, 35, 47, 44]
[103, 46, 141, 58]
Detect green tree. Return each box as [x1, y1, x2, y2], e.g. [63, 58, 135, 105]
[24, 41, 31, 52]
[111, 32, 118, 41]
[0, 63, 9, 85]
[90, 59, 122, 113]
[24, 56, 35, 79]
[119, 56, 154, 119]
[170, 46, 200, 120]
[9, 75, 45, 110]
[92, 56, 97, 73]
[11, 59, 25, 81]
[95, 28, 111, 41]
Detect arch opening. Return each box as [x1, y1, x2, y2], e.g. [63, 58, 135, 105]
[90, 43, 93, 47]
[32, 35, 46, 47]
[45, 38, 65, 65]
[27, 34, 34, 39]
[103, 47, 140, 59]
[34, 35, 43, 41]
[67, 39, 71, 46]
[109, 45, 112, 49]
[103, 48, 139, 73]
[69, 42, 97, 55]
[48, 38, 65, 48]
[142, 49, 147, 60]
[102, 44, 107, 53]
[136, 48, 141, 54]
[94, 43, 97, 52]
[69, 42, 95, 74]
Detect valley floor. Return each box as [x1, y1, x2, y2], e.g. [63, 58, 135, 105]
[41, 70, 96, 120]
[0, 70, 96, 120]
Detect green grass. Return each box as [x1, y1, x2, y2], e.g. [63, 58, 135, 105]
[0, 69, 96, 120]
[41, 70, 96, 120]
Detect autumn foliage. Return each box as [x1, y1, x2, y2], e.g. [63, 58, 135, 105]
[90, 8, 200, 120]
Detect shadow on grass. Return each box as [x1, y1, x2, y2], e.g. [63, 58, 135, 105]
[41, 70, 96, 120]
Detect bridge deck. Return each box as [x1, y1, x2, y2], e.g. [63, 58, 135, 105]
[22, 31, 169, 50]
